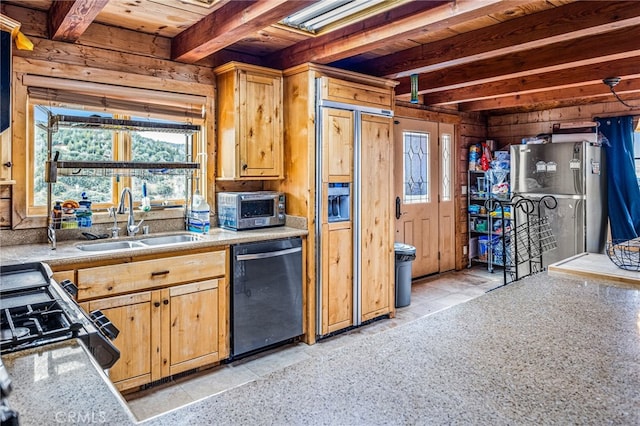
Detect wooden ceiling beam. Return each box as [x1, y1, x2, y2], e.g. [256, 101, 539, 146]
[273, 0, 537, 70]
[48, 0, 108, 42]
[458, 77, 640, 111]
[171, 0, 314, 63]
[362, 1, 640, 78]
[395, 25, 640, 96]
[421, 56, 640, 106]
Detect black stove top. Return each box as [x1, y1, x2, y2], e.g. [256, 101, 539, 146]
[1, 292, 81, 351]
[0, 262, 119, 370]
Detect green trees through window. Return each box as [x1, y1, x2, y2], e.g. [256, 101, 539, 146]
[33, 106, 191, 208]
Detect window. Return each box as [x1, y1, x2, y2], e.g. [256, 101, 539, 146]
[402, 130, 429, 203]
[29, 104, 201, 216]
[441, 132, 451, 202]
[280, 0, 390, 34]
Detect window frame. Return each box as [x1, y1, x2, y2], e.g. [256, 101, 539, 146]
[11, 67, 213, 230]
[27, 102, 204, 218]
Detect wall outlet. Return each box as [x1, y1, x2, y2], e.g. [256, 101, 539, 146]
[463, 245, 468, 255]
[461, 185, 467, 195]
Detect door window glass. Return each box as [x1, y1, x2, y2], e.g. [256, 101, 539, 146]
[403, 131, 428, 203]
[441, 132, 451, 201]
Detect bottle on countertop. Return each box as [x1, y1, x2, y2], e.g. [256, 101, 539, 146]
[52, 200, 62, 229]
[188, 189, 210, 234]
[76, 192, 92, 227]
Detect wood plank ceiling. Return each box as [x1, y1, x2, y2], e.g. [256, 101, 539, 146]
[4, 0, 640, 115]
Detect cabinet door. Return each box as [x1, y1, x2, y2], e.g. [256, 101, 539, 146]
[239, 70, 283, 178]
[320, 107, 355, 334]
[321, 223, 353, 334]
[87, 292, 160, 391]
[162, 280, 220, 376]
[360, 113, 394, 321]
[322, 108, 353, 180]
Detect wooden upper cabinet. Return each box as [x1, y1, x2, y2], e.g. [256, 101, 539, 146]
[320, 77, 393, 110]
[215, 62, 283, 180]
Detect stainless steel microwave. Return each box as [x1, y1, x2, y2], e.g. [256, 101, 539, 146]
[217, 191, 285, 230]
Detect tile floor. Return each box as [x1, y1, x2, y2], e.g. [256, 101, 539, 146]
[125, 266, 503, 421]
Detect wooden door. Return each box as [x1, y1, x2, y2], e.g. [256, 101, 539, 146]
[393, 118, 456, 277]
[163, 280, 219, 376]
[239, 70, 282, 177]
[393, 118, 440, 277]
[320, 107, 354, 335]
[87, 291, 160, 391]
[360, 113, 394, 321]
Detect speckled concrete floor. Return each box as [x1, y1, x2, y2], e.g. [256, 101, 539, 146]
[136, 271, 640, 425]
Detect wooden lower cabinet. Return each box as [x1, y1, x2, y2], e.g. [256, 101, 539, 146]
[75, 250, 228, 392]
[321, 223, 353, 334]
[85, 292, 157, 390]
[161, 280, 221, 377]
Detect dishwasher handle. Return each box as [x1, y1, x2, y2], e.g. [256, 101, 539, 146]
[235, 246, 301, 261]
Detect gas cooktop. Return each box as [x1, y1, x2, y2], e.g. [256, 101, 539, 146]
[0, 262, 119, 370]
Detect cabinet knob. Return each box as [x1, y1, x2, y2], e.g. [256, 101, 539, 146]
[242, 163, 248, 170]
[154, 301, 161, 308]
[163, 299, 169, 305]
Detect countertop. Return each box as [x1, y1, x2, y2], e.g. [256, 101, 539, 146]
[0, 225, 308, 425]
[548, 252, 640, 286]
[2, 271, 638, 424]
[1, 339, 136, 426]
[0, 226, 307, 268]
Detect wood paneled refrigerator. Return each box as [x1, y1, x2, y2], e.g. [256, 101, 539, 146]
[315, 85, 394, 337]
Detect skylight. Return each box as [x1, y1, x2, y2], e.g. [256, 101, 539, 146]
[280, 0, 388, 34]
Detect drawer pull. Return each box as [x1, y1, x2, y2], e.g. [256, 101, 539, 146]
[151, 270, 170, 277]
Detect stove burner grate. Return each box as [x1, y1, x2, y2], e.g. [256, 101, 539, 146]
[0, 300, 81, 352]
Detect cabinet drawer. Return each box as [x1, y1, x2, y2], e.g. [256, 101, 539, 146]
[321, 77, 393, 109]
[77, 251, 225, 301]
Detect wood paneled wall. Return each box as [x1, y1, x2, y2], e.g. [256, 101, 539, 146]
[488, 101, 637, 147]
[1, 3, 216, 231]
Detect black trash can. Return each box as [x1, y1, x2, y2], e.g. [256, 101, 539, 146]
[394, 242, 416, 308]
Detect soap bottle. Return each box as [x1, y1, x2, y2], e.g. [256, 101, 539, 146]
[77, 192, 92, 227]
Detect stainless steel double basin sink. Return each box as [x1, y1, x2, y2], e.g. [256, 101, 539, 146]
[76, 233, 204, 252]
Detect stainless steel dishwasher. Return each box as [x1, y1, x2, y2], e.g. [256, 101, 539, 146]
[231, 237, 303, 358]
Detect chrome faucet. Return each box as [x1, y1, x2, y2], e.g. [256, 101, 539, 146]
[117, 187, 144, 236]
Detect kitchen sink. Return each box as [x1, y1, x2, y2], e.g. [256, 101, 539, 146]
[76, 240, 146, 252]
[137, 234, 203, 246]
[76, 233, 204, 252]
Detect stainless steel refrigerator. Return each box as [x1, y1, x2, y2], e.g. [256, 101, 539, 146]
[510, 141, 607, 267]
